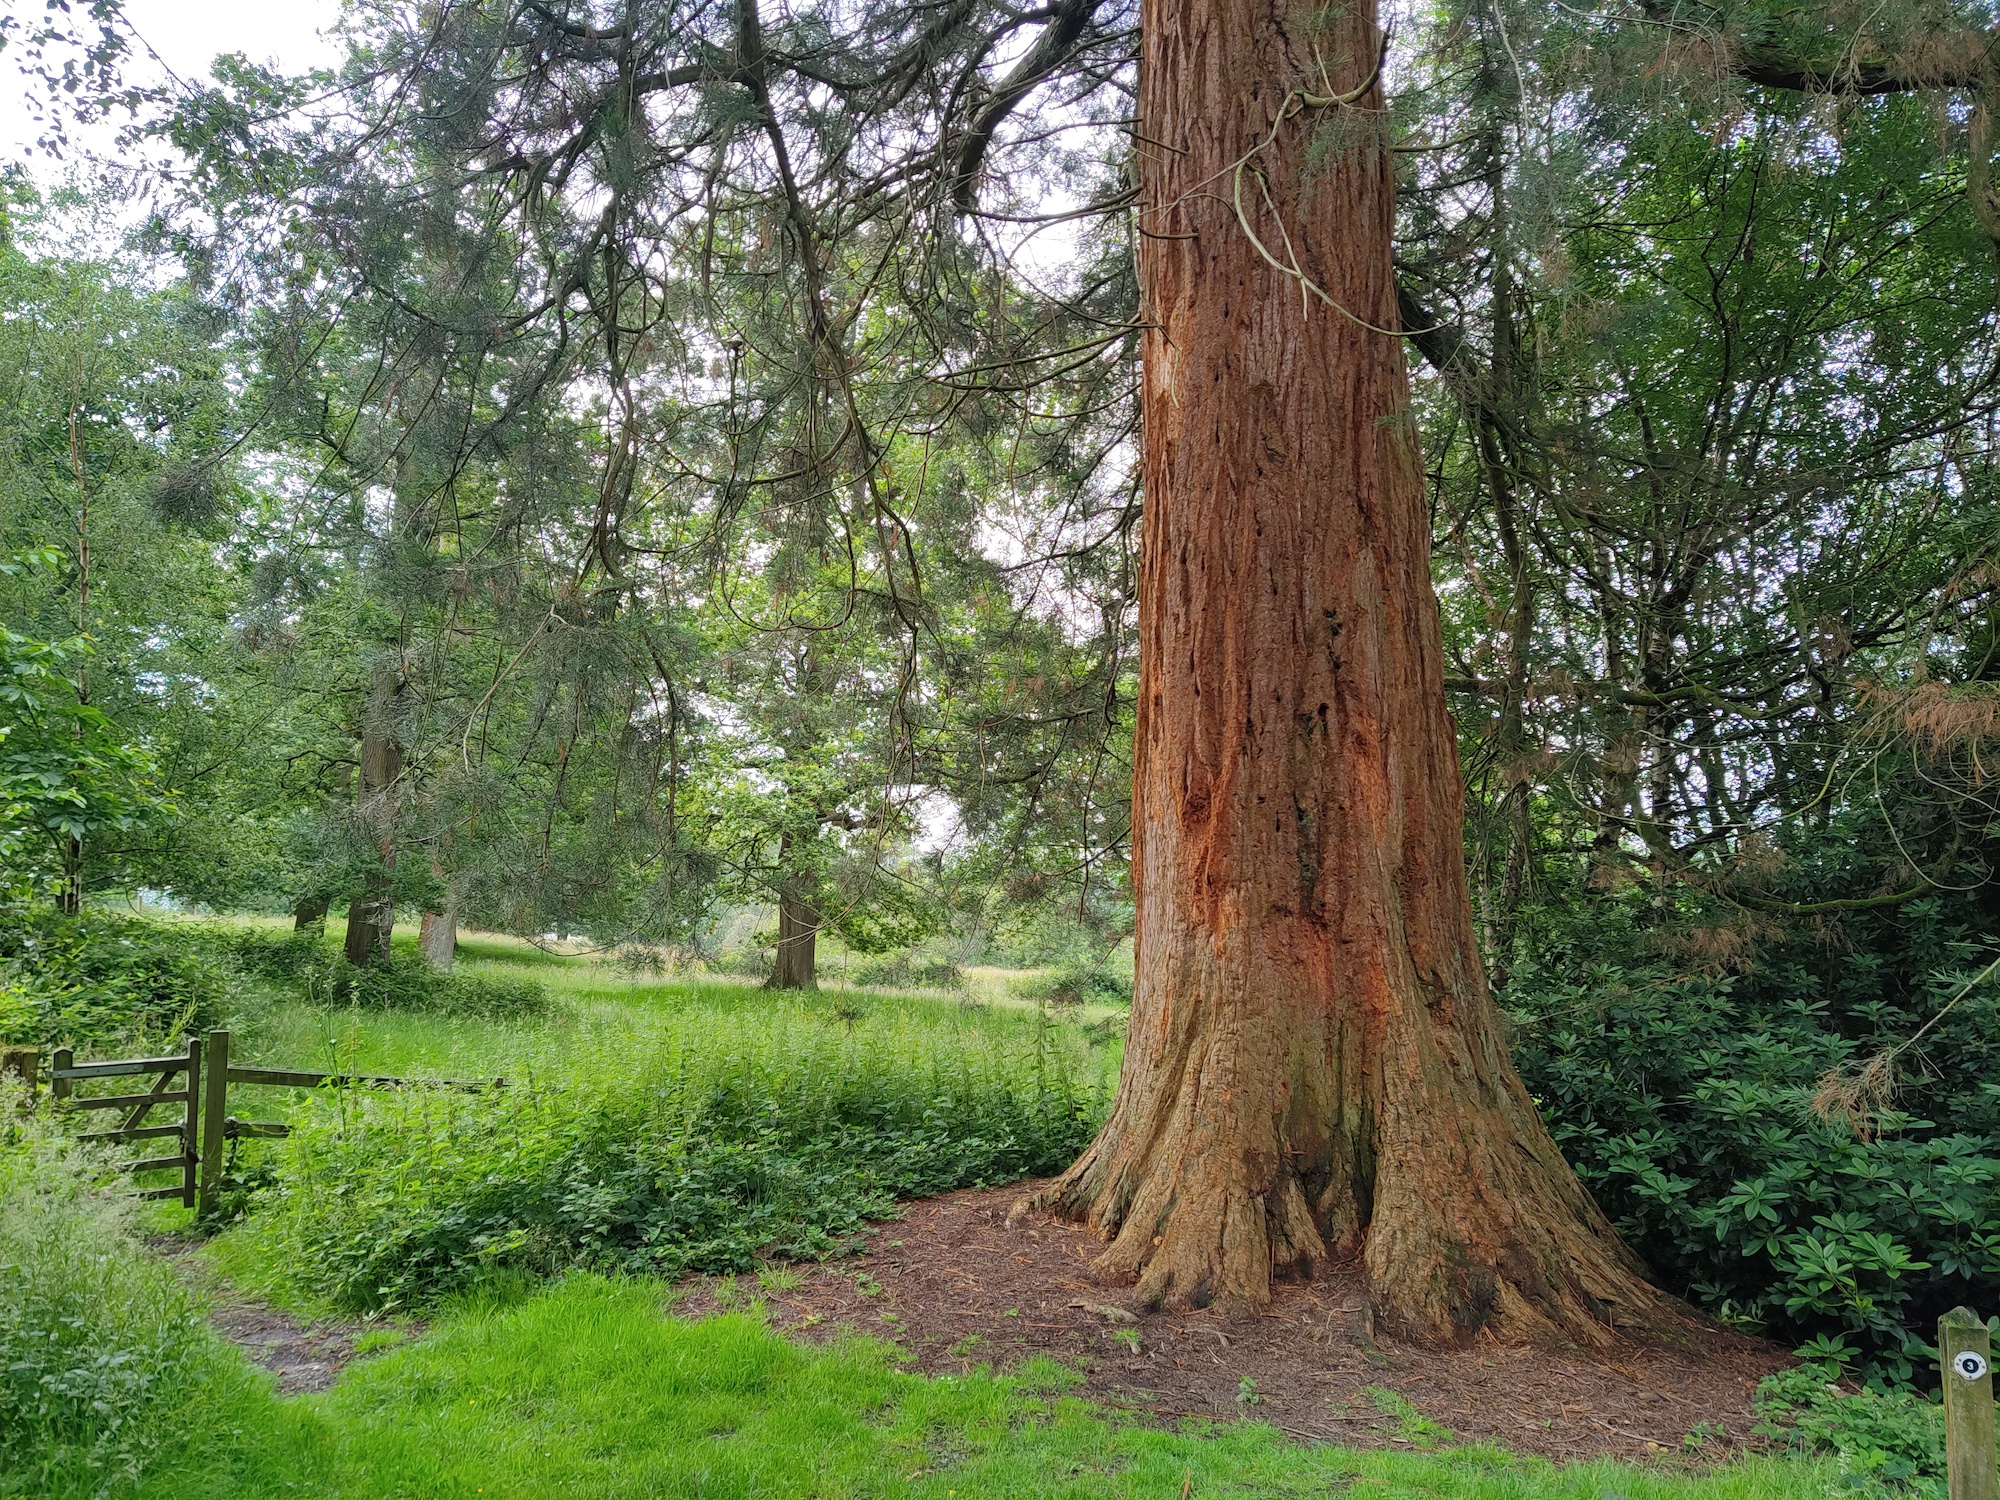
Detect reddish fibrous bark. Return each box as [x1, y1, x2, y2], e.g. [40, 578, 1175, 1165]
[1035, 0, 1674, 1344]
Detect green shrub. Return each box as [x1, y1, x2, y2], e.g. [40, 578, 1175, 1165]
[706, 946, 772, 981]
[308, 951, 548, 1020]
[850, 952, 965, 990]
[0, 908, 230, 1050]
[262, 999, 1107, 1312]
[1755, 1340, 1947, 1495]
[1014, 955, 1130, 1007]
[0, 1095, 223, 1495]
[433, 967, 549, 1020]
[1510, 861, 2000, 1383]
[220, 928, 547, 1020]
[209, 925, 324, 982]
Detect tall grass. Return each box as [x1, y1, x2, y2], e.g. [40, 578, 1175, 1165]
[249, 991, 1113, 1312]
[0, 1095, 229, 1496]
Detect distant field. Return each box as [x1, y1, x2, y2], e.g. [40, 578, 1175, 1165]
[184, 918, 1126, 1083]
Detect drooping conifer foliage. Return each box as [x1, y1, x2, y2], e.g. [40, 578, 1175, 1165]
[144, 0, 1141, 972]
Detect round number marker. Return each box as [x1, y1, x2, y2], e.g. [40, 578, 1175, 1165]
[1953, 1350, 1989, 1382]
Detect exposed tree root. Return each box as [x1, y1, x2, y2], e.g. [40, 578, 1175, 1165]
[1028, 932, 1685, 1348]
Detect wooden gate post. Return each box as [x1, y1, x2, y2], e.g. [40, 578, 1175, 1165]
[1, 1047, 38, 1103]
[50, 1046, 72, 1103]
[181, 1035, 202, 1211]
[198, 1029, 230, 1218]
[1941, 1306, 1999, 1500]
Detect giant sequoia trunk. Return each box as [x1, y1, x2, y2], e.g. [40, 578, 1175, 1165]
[1037, 0, 1672, 1344]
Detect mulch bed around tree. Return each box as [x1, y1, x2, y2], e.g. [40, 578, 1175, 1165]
[672, 1179, 1791, 1465]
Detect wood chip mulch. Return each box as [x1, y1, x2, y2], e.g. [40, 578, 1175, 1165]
[673, 1180, 1792, 1465]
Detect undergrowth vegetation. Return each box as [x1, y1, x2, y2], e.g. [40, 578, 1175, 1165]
[1755, 1350, 1951, 1496]
[0, 1095, 227, 1496]
[849, 951, 966, 990]
[244, 993, 1105, 1312]
[0, 907, 231, 1050]
[217, 927, 549, 1020]
[1510, 845, 2000, 1383]
[1011, 953, 1133, 1007]
[0, 911, 550, 1054]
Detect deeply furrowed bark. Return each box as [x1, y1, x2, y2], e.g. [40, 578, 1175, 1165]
[1036, 0, 1675, 1345]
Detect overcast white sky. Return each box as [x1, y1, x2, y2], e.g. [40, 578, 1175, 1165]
[119, 0, 342, 80]
[2, 0, 344, 171]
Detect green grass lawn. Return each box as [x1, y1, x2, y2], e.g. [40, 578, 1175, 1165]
[128, 1275, 1839, 1500]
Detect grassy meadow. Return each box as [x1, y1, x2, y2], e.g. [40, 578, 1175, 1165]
[207, 921, 1124, 1081]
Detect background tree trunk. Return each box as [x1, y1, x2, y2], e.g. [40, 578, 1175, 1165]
[418, 903, 457, 971]
[1479, 159, 1534, 991]
[343, 891, 393, 965]
[293, 891, 331, 933]
[767, 883, 819, 991]
[343, 662, 404, 968]
[1036, 0, 1672, 1345]
[58, 836, 82, 916]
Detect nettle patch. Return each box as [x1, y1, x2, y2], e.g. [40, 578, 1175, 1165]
[259, 1001, 1107, 1312]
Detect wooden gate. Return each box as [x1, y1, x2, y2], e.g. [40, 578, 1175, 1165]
[13, 1031, 498, 1215]
[47, 1039, 204, 1206]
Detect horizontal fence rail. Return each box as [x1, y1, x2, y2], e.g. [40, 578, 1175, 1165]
[53, 1054, 195, 1083]
[79, 1122, 187, 1143]
[224, 1117, 294, 1140]
[73, 1089, 191, 1111]
[14, 1030, 502, 1215]
[226, 1065, 501, 1091]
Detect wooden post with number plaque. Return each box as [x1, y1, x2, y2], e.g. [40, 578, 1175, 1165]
[1942, 1306, 1999, 1500]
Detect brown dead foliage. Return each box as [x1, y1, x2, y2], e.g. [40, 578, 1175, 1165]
[1856, 678, 2000, 782]
[1653, 913, 1783, 978]
[1811, 1051, 1900, 1142]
